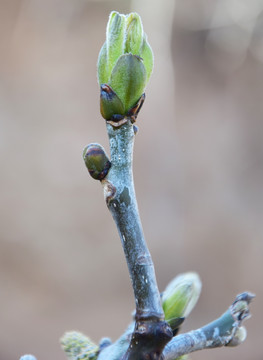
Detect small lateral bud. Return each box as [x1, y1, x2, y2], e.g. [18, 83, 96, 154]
[83, 143, 111, 180]
[226, 326, 247, 347]
[99, 337, 112, 350]
[162, 272, 202, 333]
[230, 292, 255, 324]
[61, 331, 99, 360]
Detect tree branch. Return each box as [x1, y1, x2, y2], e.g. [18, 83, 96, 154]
[79, 11, 255, 360]
[102, 121, 172, 359]
[103, 122, 161, 319]
[162, 292, 255, 360]
[94, 292, 254, 360]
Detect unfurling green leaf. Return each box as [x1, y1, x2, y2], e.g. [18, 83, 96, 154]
[109, 54, 147, 113]
[105, 12, 126, 83]
[125, 13, 144, 55]
[139, 35, 154, 82]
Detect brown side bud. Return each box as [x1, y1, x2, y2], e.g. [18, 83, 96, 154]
[83, 143, 111, 180]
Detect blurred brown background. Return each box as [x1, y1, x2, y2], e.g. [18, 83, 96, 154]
[0, 0, 262, 359]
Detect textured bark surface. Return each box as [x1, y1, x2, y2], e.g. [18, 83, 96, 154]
[103, 122, 173, 359]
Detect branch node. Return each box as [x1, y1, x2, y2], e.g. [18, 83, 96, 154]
[230, 292, 255, 325]
[102, 179, 117, 204]
[123, 320, 173, 360]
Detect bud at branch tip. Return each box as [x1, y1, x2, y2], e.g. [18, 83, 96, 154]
[97, 11, 153, 123]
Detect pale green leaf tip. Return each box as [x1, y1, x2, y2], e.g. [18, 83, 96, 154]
[125, 12, 144, 54]
[162, 272, 202, 322]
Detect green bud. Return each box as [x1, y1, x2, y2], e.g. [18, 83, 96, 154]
[61, 331, 99, 360]
[97, 11, 153, 121]
[83, 143, 111, 180]
[162, 272, 202, 333]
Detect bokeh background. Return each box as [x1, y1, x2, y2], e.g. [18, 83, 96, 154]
[0, 0, 262, 359]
